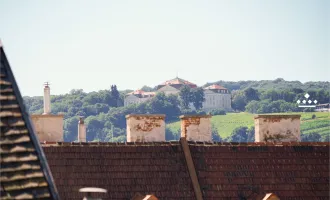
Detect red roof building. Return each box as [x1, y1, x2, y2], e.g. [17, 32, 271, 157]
[157, 77, 197, 90]
[204, 84, 229, 93]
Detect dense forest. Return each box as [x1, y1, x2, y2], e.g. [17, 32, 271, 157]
[23, 79, 330, 142]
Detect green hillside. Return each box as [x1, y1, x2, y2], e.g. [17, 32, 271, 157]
[167, 112, 330, 139]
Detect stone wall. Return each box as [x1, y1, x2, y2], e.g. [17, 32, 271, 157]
[180, 115, 212, 142]
[254, 114, 301, 142]
[31, 114, 64, 142]
[126, 114, 166, 142]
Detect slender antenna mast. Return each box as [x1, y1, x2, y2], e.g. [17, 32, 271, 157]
[44, 81, 50, 87]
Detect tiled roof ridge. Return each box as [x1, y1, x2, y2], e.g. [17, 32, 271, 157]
[41, 141, 181, 146]
[41, 141, 330, 146]
[159, 77, 197, 86]
[42, 137, 330, 199]
[204, 84, 228, 90]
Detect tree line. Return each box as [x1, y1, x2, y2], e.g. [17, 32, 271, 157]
[23, 79, 329, 142]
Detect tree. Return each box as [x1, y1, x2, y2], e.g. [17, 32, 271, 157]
[244, 88, 259, 102]
[110, 85, 120, 107]
[212, 125, 222, 142]
[82, 92, 103, 105]
[190, 87, 205, 110]
[247, 126, 255, 142]
[301, 133, 322, 142]
[147, 93, 180, 121]
[165, 127, 180, 141]
[227, 126, 248, 142]
[245, 100, 259, 113]
[179, 85, 192, 109]
[231, 92, 247, 111]
[141, 85, 154, 92]
[63, 116, 79, 142]
[209, 109, 226, 115]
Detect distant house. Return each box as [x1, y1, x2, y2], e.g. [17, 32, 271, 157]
[124, 90, 156, 106]
[315, 103, 330, 112]
[202, 84, 231, 111]
[124, 77, 232, 111]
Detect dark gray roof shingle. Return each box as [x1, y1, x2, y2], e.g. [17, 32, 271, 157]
[0, 45, 59, 199]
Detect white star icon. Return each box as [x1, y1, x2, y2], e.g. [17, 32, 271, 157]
[314, 100, 318, 104]
[308, 100, 312, 104]
[302, 100, 306, 104]
[296, 100, 301, 104]
[304, 93, 310, 99]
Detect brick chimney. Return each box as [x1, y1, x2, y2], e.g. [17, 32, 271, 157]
[78, 117, 86, 142]
[43, 82, 51, 115]
[180, 115, 212, 142]
[254, 114, 301, 142]
[126, 114, 165, 142]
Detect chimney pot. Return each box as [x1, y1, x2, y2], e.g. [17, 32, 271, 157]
[79, 116, 85, 124]
[254, 114, 301, 142]
[43, 82, 51, 115]
[180, 115, 212, 142]
[126, 114, 165, 142]
[78, 116, 86, 142]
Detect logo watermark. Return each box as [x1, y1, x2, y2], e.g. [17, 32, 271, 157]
[296, 93, 317, 108]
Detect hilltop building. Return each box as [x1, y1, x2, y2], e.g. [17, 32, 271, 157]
[203, 84, 231, 111]
[124, 77, 232, 111]
[156, 77, 197, 95]
[124, 89, 156, 106]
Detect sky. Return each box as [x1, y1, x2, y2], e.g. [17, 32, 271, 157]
[0, 0, 329, 96]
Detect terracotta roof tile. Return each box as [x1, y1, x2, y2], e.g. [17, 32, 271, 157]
[189, 142, 329, 199]
[157, 77, 197, 89]
[43, 143, 195, 200]
[204, 84, 228, 90]
[127, 90, 156, 98]
[40, 142, 330, 200]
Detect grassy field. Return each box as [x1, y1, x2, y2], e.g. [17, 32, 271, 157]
[167, 112, 330, 139]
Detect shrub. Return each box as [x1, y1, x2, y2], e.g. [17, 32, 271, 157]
[180, 109, 206, 115]
[209, 109, 226, 115]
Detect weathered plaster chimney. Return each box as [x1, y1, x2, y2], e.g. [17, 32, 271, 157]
[180, 115, 212, 142]
[78, 117, 86, 142]
[31, 82, 64, 142]
[254, 114, 301, 142]
[126, 114, 165, 142]
[43, 82, 51, 115]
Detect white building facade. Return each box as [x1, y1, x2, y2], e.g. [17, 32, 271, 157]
[202, 85, 232, 111]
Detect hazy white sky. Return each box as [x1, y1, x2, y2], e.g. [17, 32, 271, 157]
[1, 0, 329, 96]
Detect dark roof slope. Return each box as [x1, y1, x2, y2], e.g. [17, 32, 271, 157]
[189, 142, 329, 200]
[0, 45, 59, 199]
[42, 141, 330, 200]
[43, 142, 195, 200]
